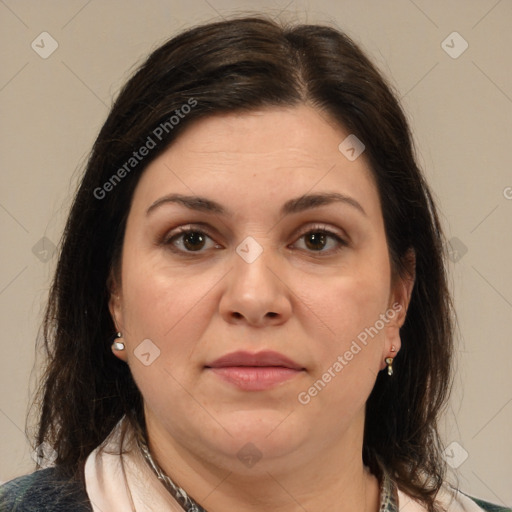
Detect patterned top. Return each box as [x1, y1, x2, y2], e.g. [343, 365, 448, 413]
[0, 464, 510, 511]
[380, 468, 400, 511]
[4, 414, 506, 511]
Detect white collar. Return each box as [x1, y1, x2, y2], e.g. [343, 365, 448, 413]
[84, 418, 486, 512]
[84, 418, 183, 512]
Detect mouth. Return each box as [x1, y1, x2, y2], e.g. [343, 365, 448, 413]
[205, 350, 305, 391]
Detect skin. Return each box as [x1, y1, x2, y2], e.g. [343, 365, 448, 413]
[109, 105, 415, 512]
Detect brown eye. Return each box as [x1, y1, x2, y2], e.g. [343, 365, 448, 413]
[182, 231, 207, 251]
[304, 232, 328, 251]
[292, 227, 347, 255]
[165, 227, 219, 254]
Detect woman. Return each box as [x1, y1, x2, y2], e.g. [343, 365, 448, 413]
[0, 16, 508, 512]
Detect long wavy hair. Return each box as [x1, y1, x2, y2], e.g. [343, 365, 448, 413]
[33, 16, 454, 511]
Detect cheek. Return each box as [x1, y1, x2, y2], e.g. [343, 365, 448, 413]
[299, 255, 391, 356]
[119, 250, 220, 374]
[118, 258, 218, 424]
[319, 276, 388, 334]
[293, 255, 391, 413]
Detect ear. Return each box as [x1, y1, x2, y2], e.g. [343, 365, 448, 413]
[389, 248, 416, 329]
[381, 249, 416, 366]
[107, 270, 127, 362]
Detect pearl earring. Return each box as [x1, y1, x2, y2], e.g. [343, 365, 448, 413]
[112, 332, 125, 351]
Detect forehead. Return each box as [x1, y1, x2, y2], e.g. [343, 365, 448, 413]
[166, 106, 354, 168]
[131, 105, 380, 219]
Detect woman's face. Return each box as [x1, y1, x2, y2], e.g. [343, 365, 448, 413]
[110, 105, 412, 474]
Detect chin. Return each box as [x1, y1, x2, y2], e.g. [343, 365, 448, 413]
[206, 409, 307, 464]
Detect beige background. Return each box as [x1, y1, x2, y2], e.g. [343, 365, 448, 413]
[1, 0, 511, 506]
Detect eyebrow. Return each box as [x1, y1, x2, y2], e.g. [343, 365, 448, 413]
[146, 192, 366, 217]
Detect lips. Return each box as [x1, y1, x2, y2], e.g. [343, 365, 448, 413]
[205, 350, 305, 391]
[206, 350, 303, 370]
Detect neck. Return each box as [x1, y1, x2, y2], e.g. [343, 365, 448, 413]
[144, 416, 381, 512]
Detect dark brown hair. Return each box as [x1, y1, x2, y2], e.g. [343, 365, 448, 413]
[34, 15, 453, 511]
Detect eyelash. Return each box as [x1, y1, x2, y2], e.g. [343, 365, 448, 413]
[161, 223, 348, 256]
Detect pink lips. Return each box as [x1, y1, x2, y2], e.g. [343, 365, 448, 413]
[205, 350, 305, 391]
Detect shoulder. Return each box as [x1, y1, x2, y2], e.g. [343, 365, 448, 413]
[436, 486, 511, 512]
[461, 492, 512, 512]
[0, 467, 93, 512]
[396, 484, 511, 511]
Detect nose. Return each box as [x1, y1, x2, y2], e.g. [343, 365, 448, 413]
[219, 245, 292, 327]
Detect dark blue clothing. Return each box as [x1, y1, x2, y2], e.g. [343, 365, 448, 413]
[1, 466, 510, 511]
[0, 468, 92, 512]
